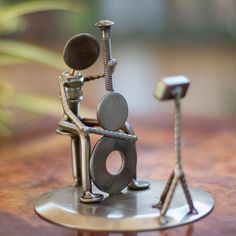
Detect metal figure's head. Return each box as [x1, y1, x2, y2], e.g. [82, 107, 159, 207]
[63, 33, 100, 70]
[154, 76, 190, 101]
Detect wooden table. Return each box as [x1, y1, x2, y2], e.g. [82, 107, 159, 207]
[0, 115, 236, 236]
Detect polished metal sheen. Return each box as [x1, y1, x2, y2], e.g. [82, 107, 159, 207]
[56, 19, 149, 203]
[95, 20, 129, 132]
[97, 92, 128, 131]
[35, 20, 214, 231]
[90, 137, 136, 194]
[35, 179, 214, 231]
[63, 33, 100, 70]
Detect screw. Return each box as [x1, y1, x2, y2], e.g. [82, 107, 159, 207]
[95, 20, 114, 92]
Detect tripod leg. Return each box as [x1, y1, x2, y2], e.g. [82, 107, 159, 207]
[153, 171, 175, 209]
[159, 175, 179, 224]
[180, 175, 198, 214]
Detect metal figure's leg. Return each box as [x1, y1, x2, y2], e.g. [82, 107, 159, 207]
[79, 133, 103, 203]
[158, 176, 179, 224]
[153, 171, 175, 209]
[120, 122, 150, 190]
[80, 133, 91, 196]
[180, 175, 198, 214]
[71, 136, 81, 186]
[83, 118, 149, 190]
[56, 117, 81, 186]
[128, 150, 150, 190]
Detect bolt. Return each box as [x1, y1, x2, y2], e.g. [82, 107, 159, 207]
[95, 20, 115, 92]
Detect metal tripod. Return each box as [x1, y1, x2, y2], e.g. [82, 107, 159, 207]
[153, 87, 198, 224]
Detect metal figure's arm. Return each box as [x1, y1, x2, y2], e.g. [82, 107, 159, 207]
[82, 118, 137, 140]
[60, 120, 137, 141]
[82, 118, 136, 138]
[58, 75, 136, 140]
[58, 76, 87, 133]
[84, 73, 104, 82]
[83, 61, 116, 82]
[83, 118, 135, 135]
[88, 127, 137, 141]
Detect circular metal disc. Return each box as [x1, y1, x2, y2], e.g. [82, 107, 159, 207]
[35, 179, 214, 232]
[63, 33, 100, 70]
[97, 92, 128, 131]
[90, 137, 136, 194]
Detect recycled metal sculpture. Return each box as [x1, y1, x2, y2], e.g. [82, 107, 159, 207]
[57, 20, 149, 202]
[34, 20, 214, 232]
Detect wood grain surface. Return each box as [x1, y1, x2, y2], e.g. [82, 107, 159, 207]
[0, 115, 236, 236]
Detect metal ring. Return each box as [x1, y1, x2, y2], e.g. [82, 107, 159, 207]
[90, 137, 136, 194]
[97, 92, 128, 131]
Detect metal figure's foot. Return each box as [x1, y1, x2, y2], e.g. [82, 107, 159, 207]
[80, 191, 103, 203]
[158, 216, 168, 225]
[128, 179, 150, 190]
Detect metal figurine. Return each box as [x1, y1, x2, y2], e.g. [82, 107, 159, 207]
[153, 76, 198, 224]
[35, 21, 214, 231]
[57, 33, 104, 203]
[57, 20, 149, 201]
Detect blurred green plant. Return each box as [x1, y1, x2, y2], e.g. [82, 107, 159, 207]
[0, 0, 82, 136]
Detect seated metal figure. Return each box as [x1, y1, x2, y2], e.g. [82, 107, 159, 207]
[35, 21, 214, 231]
[57, 20, 149, 203]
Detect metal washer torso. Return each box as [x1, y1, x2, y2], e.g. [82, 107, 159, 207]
[97, 92, 128, 131]
[90, 137, 136, 194]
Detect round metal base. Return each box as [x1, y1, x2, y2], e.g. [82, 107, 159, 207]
[34, 179, 214, 231]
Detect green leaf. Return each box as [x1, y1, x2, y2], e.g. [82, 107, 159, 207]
[0, 17, 24, 35]
[0, 79, 14, 101]
[11, 93, 63, 116]
[0, 40, 65, 69]
[10, 93, 95, 118]
[0, 0, 81, 23]
[0, 120, 11, 137]
[0, 107, 10, 124]
[0, 54, 28, 66]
